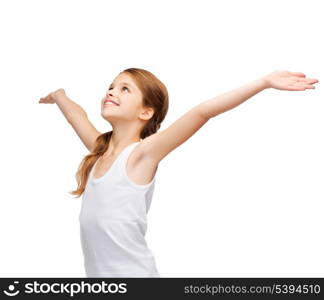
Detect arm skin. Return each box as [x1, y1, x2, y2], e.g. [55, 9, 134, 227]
[198, 78, 268, 119]
[39, 89, 102, 152]
[141, 70, 319, 164]
[57, 94, 102, 152]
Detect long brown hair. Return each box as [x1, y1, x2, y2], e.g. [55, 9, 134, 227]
[69, 67, 169, 198]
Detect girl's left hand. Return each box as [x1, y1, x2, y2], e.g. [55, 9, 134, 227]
[263, 70, 319, 91]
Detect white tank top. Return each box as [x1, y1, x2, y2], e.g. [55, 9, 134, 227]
[79, 141, 160, 277]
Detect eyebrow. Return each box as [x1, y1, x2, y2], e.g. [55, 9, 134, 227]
[109, 82, 134, 88]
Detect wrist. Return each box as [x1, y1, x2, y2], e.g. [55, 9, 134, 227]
[54, 90, 67, 103]
[258, 77, 270, 90]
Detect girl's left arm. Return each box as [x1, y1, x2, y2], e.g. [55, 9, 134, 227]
[141, 70, 319, 164]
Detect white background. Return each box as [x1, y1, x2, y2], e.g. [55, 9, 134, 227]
[0, 0, 323, 277]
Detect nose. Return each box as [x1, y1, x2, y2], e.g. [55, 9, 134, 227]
[106, 88, 116, 98]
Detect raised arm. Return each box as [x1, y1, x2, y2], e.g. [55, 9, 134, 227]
[141, 70, 319, 164]
[39, 89, 102, 152]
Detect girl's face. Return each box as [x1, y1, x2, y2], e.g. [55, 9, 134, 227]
[101, 73, 144, 122]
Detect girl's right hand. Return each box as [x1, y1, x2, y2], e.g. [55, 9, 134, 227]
[39, 88, 66, 104]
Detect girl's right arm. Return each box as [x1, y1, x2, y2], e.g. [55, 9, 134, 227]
[39, 89, 102, 152]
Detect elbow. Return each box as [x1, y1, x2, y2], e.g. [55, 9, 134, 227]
[197, 101, 225, 120]
[196, 103, 212, 121]
[66, 111, 88, 123]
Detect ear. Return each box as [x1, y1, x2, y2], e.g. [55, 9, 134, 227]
[139, 106, 155, 121]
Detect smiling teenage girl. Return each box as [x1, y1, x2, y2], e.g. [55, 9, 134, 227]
[39, 68, 318, 277]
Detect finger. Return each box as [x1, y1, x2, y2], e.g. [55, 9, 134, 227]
[286, 85, 306, 91]
[290, 77, 304, 83]
[300, 78, 316, 81]
[306, 78, 319, 84]
[293, 81, 316, 88]
[295, 79, 318, 86]
[298, 77, 319, 82]
[304, 85, 315, 89]
[291, 72, 306, 77]
[295, 84, 315, 89]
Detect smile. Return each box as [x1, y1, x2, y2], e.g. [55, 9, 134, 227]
[104, 100, 120, 106]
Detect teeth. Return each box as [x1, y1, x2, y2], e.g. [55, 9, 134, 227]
[105, 101, 118, 105]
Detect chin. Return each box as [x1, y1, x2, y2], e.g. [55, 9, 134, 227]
[101, 111, 119, 122]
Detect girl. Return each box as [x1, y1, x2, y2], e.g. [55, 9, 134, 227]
[39, 68, 318, 278]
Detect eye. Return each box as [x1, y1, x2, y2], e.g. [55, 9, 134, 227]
[108, 86, 129, 92]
